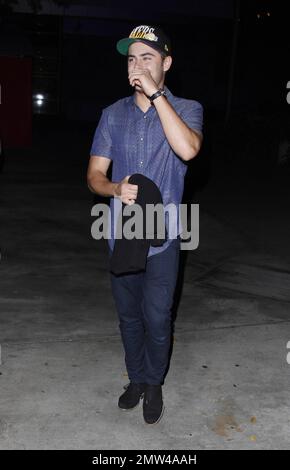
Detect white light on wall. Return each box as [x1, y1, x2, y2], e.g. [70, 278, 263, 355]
[36, 99, 43, 106]
[36, 94, 44, 100]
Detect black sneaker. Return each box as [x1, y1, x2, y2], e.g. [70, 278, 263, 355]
[143, 384, 164, 424]
[118, 382, 146, 410]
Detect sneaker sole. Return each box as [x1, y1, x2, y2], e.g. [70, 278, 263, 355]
[144, 404, 165, 425]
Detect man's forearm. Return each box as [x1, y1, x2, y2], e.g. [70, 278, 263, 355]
[87, 170, 117, 197]
[153, 95, 202, 161]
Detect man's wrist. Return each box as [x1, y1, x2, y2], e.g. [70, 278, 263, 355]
[112, 182, 119, 197]
[149, 89, 166, 104]
[147, 88, 159, 100]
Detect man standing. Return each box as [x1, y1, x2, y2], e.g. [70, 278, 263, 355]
[87, 25, 203, 425]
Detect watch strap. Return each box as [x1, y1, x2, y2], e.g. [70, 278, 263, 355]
[149, 89, 166, 104]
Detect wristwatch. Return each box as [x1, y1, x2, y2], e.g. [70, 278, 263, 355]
[149, 89, 166, 104]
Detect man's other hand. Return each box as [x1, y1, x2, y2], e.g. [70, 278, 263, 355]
[114, 175, 138, 205]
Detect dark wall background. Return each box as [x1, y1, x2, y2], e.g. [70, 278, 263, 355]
[1, 3, 289, 121]
[1, 1, 290, 174]
[61, 18, 231, 121]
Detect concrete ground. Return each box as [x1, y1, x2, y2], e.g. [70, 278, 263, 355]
[0, 117, 290, 450]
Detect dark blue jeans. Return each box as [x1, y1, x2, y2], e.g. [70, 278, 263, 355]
[110, 238, 180, 385]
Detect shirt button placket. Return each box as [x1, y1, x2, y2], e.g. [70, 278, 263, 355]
[139, 114, 147, 169]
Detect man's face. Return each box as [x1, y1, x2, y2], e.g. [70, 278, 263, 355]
[127, 41, 167, 92]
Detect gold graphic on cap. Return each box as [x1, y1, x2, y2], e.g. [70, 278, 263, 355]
[129, 26, 157, 41]
[144, 32, 158, 41]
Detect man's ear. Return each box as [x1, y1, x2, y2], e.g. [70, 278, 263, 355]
[163, 55, 172, 72]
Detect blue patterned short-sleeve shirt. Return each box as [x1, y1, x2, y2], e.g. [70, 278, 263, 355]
[90, 86, 203, 256]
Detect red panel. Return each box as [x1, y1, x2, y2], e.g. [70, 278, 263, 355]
[0, 56, 32, 148]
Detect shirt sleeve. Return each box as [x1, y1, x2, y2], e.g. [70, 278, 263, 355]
[90, 109, 113, 159]
[181, 101, 203, 135]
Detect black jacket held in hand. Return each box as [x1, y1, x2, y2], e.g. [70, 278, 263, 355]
[109, 173, 167, 275]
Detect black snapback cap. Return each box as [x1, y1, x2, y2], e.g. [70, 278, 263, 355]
[116, 25, 171, 56]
